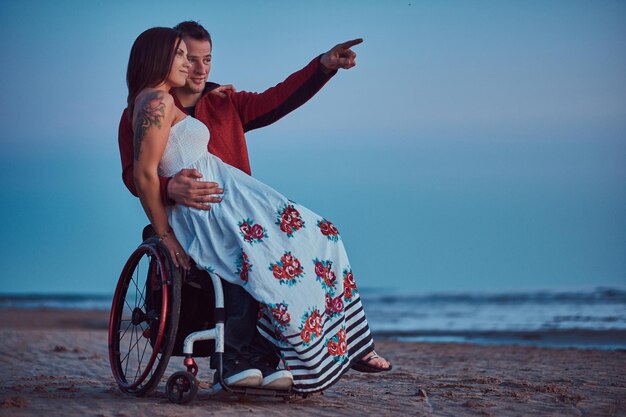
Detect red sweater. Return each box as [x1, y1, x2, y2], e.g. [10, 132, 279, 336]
[118, 55, 335, 205]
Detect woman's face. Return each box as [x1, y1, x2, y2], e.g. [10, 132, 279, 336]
[167, 39, 191, 88]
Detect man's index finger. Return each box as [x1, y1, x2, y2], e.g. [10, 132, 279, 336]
[339, 38, 364, 49]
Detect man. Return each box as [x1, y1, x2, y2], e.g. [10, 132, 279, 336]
[118, 21, 363, 389]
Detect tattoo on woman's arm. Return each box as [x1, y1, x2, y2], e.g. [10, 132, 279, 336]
[133, 91, 166, 160]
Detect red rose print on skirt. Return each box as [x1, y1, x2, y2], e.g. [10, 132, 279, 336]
[268, 251, 304, 286]
[317, 219, 340, 242]
[267, 302, 291, 332]
[343, 268, 358, 300]
[325, 293, 344, 318]
[299, 308, 323, 346]
[326, 327, 348, 362]
[239, 218, 268, 244]
[235, 249, 252, 284]
[275, 203, 305, 238]
[259, 303, 290, 344]
[313, 258, 336, 291]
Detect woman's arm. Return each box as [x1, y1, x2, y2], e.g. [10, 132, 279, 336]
[119, 85, 231, 208]
[132, 89, 190, 269]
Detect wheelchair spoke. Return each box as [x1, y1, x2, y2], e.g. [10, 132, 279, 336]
[136, 260, 148, 305]
[132, 325, 141, 382]
[122, 319, 135, 379]
[132, 325, 143, 382]
[133, 273, 141, 308]
[123, 298, 134, 315]
[124, 277, 141, 312]
[118, 319, 133, 342]
[120, 322, 144, 368]
[135, 327, 151, 383]
[124, 325, 142, 383]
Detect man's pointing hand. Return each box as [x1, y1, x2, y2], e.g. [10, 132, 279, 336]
[320, 38, 363, 73]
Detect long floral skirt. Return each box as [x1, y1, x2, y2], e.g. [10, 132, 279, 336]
[168, 153, 374, 393]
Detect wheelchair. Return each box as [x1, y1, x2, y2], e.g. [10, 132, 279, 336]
[107, 227, 294, 404]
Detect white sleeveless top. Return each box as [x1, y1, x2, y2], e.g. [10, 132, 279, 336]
[158, 116, 209, 178]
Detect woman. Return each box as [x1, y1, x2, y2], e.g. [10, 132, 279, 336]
[128, 27, 390, 394]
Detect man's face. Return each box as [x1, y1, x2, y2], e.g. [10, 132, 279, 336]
[183, 37, 212, 94]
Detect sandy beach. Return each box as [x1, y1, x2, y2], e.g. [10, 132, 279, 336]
[1, 308, 625, 417]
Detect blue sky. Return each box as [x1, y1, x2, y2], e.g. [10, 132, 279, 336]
[0, 0, 624, 294]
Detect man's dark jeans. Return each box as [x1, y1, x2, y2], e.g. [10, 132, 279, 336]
[209, 279, 280, 369]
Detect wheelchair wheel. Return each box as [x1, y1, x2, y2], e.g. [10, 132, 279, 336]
[166, 371, 199, 404]
[108, 240, 182, 396]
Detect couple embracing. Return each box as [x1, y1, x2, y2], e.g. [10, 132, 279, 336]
[118, 20, 391, 394]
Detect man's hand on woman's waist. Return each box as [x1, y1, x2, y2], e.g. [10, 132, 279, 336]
[167, 168, 223, 210]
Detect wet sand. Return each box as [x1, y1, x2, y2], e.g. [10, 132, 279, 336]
[1, 309, 625, 416]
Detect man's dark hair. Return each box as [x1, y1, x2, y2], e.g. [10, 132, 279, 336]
[174, 21, 212, 45]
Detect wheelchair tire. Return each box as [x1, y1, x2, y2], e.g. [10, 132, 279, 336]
[108, 239, 182, 396]
[166, 371, 199, 404]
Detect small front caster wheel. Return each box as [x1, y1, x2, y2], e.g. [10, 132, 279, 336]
[166, 371, 198, 404]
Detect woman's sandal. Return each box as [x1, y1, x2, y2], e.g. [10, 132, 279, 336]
[352, 352, 393, 373]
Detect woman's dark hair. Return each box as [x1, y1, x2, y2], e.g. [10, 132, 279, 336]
[126, 27, 182, 116]
[174, 20, 212, 45]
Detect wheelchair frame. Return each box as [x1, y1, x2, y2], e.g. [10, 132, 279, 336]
[108, 235, 295, 404]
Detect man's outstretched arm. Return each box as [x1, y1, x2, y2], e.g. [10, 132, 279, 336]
[227, 38, 364, 132]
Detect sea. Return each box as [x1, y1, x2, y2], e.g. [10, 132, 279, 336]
[2, 286, 625, 350]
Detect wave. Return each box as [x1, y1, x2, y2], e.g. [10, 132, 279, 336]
[359, 286, 626, 305]
[375, 328, 626, 350]
[0, 293, 112, 310]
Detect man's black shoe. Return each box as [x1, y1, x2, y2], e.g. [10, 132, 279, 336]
[251, 357, 293, 390]
[215, 356, 262, 387]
